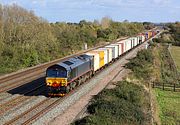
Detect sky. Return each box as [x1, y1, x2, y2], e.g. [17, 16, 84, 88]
[0, 0, 180, 23]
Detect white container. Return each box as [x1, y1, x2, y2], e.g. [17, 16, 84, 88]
[112, 43, 122, 56]
[136, 37, 139, 45]
[134, 37, 138, 46]
[128, 39, 132, 50]
[105, 45, 118, 59]
[124, 39, 131, 52]
[142, 35, 145, 42]
[97, 48, 108, 65]
[117, 41, 125, 54]
[85, 52, 100, 71]
[136, 37, 138, 46]
[106, 47, 112, 62]
[128, 38, 133, 48]
[138, 35, 145, 43]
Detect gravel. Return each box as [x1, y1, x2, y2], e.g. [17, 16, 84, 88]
[0, 93, 21, 105]
[11, 98, 58, 125]
[0, 96, 47, 125]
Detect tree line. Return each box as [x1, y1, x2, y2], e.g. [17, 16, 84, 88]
[0, 4, 146, 74]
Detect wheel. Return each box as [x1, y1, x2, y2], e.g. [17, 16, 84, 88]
[77, 80, 81, 86]
[70, 83, 73, 90]
[65, 85, 70, 93]
[70, 82, 76, 90]
[72, 82, 77, 89]
[82, 76, 86, 83]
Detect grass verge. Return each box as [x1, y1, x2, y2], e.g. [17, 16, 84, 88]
[153, 88, 180, 125]
[170, 46, 180, 72]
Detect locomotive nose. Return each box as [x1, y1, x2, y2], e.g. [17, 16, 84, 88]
[46, 78, 67, 87]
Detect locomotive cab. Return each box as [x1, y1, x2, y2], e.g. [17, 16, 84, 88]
[46, 63, 70, 95]
[46, 65, 68, 86]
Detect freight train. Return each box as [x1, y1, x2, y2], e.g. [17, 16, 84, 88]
[45, 30, 158, 96]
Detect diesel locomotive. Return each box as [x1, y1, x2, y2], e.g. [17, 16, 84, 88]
[46, 55, 94, 96]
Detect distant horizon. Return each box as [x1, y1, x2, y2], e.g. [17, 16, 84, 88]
[50, 19, 178, 24]
[0, 0, 180, 23]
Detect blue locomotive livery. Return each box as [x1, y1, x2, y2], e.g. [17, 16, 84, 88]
[46, 55, 94, 96]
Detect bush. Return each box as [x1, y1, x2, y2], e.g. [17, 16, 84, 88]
[73, 81, 150, 125]
[126, 49, 153, 79]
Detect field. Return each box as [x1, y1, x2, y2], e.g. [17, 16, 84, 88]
[154, 89, 180, 125]
[170, 46, 180, 72]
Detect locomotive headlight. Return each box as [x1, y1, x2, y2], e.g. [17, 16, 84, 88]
[46, 82, 50, 86]
[61, 82, 66, 86]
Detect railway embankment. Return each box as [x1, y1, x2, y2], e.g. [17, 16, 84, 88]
[72, 39, 180, 125]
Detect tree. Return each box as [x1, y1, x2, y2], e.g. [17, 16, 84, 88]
[101, 16, 112, 29]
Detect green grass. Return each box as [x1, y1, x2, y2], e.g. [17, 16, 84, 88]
[154, 88, 180, 125]
[170, 46, 180, 72]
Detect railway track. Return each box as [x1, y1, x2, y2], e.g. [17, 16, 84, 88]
[0, 84, 46, 116]
[3, 76, 95, 125]
[0, 71, 45, 93]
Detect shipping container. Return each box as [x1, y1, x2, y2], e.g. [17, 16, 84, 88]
[148, 31, 153, 38]
[152, 31, 156, 37]
[142, 35, 145, 42]
[138, 35, 141, 44]
[136, 37, 139, 45]
[85, 52, 100, 71]
[105, 45, 118, 59]
[139, 34, 146, 43]
[97, 48, 108, 65]
[98, 47, 112, 63]
[139, 35, 142, 44]
[111, 43, 122, 56]
[124, 39, 132, 51]
[117, 41, 125, 54]
[92, 50, 105, 68]
[129, 37, 137, 48]
[131, 38, 134, 48]
[104, 47, 112, 62]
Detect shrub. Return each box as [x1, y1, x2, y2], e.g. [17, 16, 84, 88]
[73, 81, 150, 125]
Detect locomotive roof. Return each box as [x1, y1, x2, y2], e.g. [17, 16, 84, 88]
[55, 54, 92, 70]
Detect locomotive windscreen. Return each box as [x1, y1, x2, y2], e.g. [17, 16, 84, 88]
[46, 68, 67, 78]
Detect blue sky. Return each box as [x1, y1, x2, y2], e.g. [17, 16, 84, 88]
[0, 0, 180, 23]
